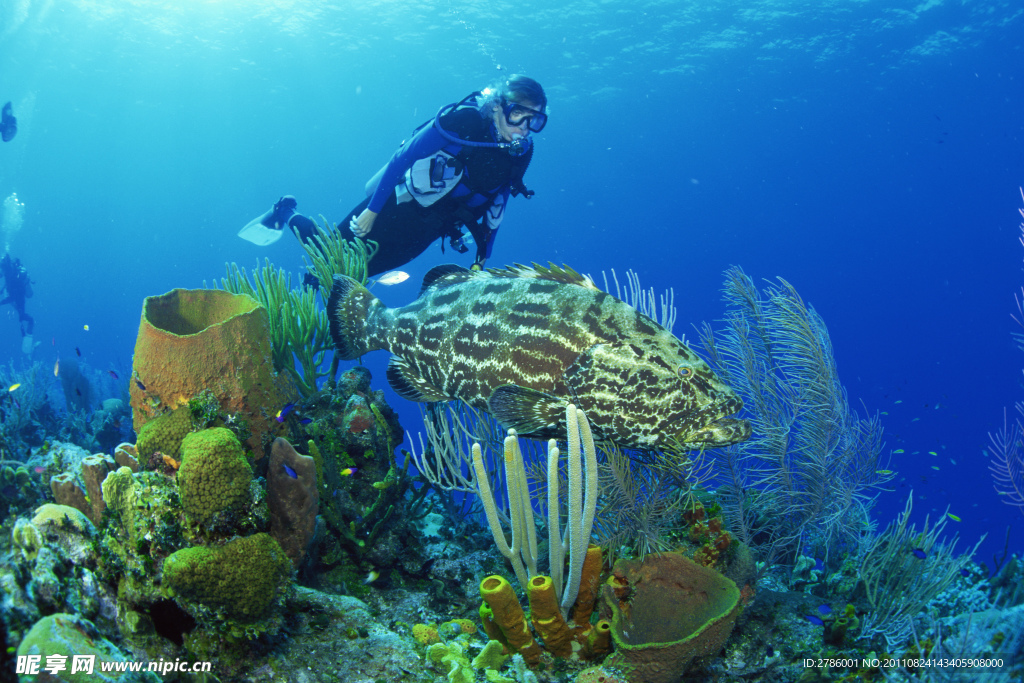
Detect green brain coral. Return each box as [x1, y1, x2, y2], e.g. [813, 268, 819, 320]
[136, 405, 192, 459]
[162, 533, 291, 621]
[176, 428, 252, 526]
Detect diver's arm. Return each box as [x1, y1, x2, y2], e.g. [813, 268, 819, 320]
[354, 124, 450, 237]
[365, 123, 450, 214]
[467, 219, 497, 270]
[471, 188, 510, 268]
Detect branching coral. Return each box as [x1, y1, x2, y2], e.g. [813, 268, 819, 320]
[858, 492, 983, 649]
[988, 187, 1024, 516]
[698, 266, 893, 571]
[297, 218, 378, 298]
[217, 259, 332, 397]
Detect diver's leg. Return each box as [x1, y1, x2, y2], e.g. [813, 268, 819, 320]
[354, 196, 446, 277]
[288, 213, 319, 243]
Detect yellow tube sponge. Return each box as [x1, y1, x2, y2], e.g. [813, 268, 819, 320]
[570, 545, 603, 628]
[526, 575, 574, 658]
[585, 619, 612, 658]
[479, 575, 542, 665]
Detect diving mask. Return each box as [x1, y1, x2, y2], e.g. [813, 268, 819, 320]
[501, 99, 547, 133]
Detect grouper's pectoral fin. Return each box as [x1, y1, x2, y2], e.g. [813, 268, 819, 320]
[488, 385, 569, 438]
[386, 356, 450, 403]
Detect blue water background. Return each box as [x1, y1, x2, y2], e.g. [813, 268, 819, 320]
[1, 1, 1022, 568]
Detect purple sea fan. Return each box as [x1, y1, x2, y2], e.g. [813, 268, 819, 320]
[990, 187, 1024, 517]
[989, 404, 1024, 515]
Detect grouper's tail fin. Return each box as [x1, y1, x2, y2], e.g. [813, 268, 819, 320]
[328, 275, 388, 360]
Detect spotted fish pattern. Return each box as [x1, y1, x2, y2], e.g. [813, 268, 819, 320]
[328, 264, 750, 452]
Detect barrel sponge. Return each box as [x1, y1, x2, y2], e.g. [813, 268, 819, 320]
[162, 533, 291, 621]
[136, 405, 192, 459]
[177, 428, 252, 526]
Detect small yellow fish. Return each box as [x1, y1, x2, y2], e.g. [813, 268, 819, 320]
[340, 467, 358, 477]
[895, 400, 903, 404]
[83, 324, 89, 331]
[881, 411, 888, 415]
[363, 570, 380, 584]
[894, 449, 905, 454]
[947, 513, 961, 522]
[54, 359, 59, 377]
[911, 417, 920, 422]
[928, 451, 938, 456]
[930, 466, 940, 471]
[7, 383, 20, 392]
[876, 470, 894, 475]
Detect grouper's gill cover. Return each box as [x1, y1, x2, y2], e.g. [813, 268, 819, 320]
[328, 264, 751, 452]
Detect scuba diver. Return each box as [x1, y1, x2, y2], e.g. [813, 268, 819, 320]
[241, 75, 547, 276]
[0, 253, 34, 353]
[1, 102, 16, 142]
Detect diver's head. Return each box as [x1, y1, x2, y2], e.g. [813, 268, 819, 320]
[481, 75, 548, 142]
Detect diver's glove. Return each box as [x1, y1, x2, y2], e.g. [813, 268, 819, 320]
[470, 263, 483, 272]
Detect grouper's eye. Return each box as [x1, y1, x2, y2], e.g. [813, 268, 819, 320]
[677, 365, 693, 379]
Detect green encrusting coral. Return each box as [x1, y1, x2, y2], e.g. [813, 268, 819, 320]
[162, 533, 291, 621]
[17, 613, 154, 683]
[135, 404, 192, 460]
[217, 221, 376, 396]
[176, 428, 252, 526]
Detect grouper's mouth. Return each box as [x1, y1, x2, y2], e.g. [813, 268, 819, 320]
[684, 416, 752, 448]
[674, 396, 751, 449]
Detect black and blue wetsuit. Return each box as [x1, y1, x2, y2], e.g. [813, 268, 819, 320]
[292, 104, 532, 277]
[0, 254, 33, 336]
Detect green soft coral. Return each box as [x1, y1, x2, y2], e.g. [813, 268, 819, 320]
[162, 533, 290, 621]
[176, 428, 252, 526]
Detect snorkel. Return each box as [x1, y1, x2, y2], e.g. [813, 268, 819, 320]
[432, 92, 533, 157]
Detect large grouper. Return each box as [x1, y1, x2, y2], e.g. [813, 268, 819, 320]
[328, 263, 751, 452]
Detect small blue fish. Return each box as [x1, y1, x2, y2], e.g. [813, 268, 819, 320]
[959, 568, 970, 578]
[282, 464, 298, 479]
[804, 615, 824, 626]
[817, 604, 832, 616]
[912, 548, 927, 560]
[135, 380, 147, 391]
[299, 417, 313, 425]
[275, 403, 296, 422]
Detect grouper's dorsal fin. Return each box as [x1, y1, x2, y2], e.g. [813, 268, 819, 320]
[419, 264, 473, 296]
[486, 262, 600, 290]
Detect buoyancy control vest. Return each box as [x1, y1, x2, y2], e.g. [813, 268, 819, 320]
[396, 101, 534, 219]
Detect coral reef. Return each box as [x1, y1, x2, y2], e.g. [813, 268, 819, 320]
[128, 288, 296, 458]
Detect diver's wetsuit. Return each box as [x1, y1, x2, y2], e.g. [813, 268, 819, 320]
[0, 256, 34, 336]
[292, 105, 532, 277]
